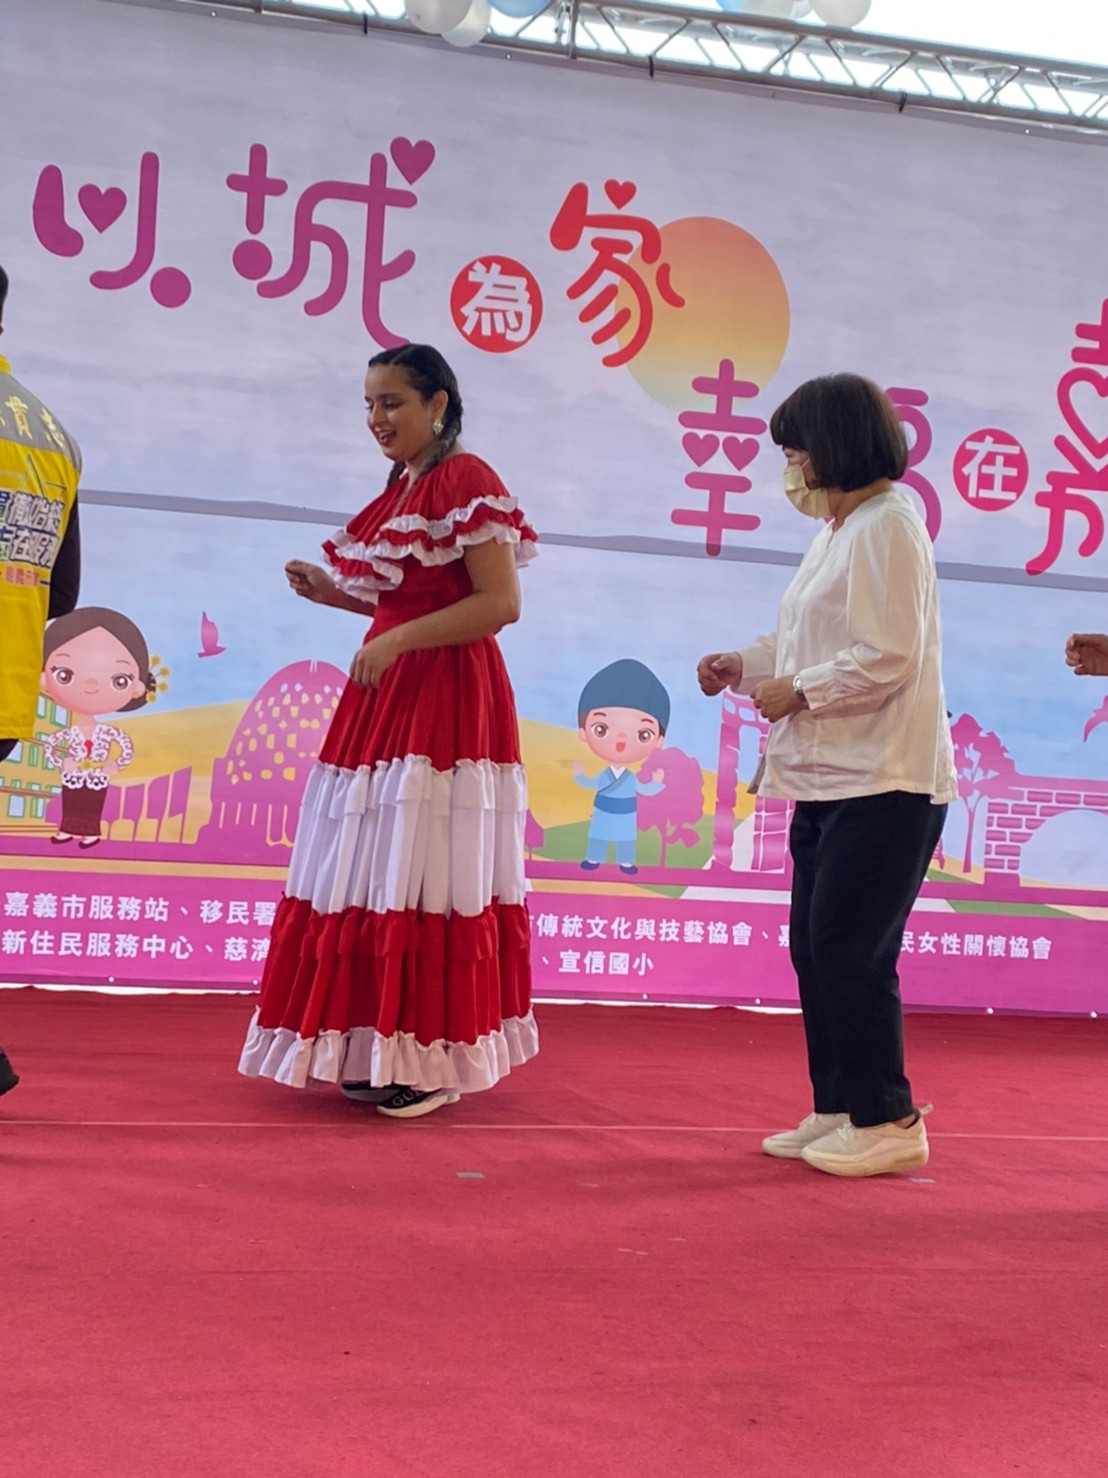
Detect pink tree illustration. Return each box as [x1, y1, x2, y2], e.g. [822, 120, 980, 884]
[950, 714, 1017, 873]
[637, 747, 705, 868]
[525, 810, 545, 861]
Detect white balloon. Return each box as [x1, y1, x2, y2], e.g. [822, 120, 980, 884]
[443, 0, 491, 46]
[811, 0, 872, 25]
[405, 0, 471, 35]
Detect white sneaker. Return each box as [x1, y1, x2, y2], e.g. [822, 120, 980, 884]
[376, 1087, 461, 1120]
[762, 1111, 850, 1160]
[800, 1114, 929, 1178]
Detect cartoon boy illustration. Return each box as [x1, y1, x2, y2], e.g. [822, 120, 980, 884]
[573, 659, 669, 876]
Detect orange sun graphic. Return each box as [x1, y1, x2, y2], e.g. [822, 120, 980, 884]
[616, 216, 791, 412]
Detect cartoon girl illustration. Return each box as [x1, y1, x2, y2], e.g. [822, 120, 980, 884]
[40, 607, 162, 849]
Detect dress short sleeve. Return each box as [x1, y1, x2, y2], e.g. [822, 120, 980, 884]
[323, 453, 537, 599]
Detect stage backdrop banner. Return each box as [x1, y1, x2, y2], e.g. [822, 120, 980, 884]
[2, 0, 1108, 1015]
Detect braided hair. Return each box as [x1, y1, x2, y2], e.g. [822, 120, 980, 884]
[368, 344, 464, 488]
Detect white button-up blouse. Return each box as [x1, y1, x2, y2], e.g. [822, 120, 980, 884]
[735, 488, 957, 805]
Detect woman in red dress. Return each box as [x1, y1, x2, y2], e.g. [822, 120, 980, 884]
[239, 345, 539, 1118]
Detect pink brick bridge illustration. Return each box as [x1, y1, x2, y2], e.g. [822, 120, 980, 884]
[983, 779, 1108, 874]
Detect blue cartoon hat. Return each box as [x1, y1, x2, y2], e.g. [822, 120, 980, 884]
[577, 659, 671, 733]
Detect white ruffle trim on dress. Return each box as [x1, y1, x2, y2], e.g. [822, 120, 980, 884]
[287, 757, 528, 918]
[327, 496, 537, 599]
[238, 1007, 540, 1093]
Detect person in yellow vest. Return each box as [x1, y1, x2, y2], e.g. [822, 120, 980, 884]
[0, 264, 83, 1098]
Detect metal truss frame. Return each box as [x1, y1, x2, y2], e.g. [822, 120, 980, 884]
[158, 0, 1108, 138]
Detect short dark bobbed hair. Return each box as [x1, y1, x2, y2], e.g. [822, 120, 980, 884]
[769, 373, 908, 492]
[0, 264, 9, 326]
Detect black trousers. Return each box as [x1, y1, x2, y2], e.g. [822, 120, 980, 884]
[788, 790, 947, 1128]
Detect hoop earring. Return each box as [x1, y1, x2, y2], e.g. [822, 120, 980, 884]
[432, 418, 444, 438]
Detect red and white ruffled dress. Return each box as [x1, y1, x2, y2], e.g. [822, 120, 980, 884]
[239, 453, 540, 1093]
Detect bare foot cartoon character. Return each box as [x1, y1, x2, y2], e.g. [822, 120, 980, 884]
[573, 659, 669, 877]
[40, 607, 163, 849]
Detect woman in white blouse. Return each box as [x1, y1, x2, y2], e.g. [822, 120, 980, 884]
[698, 373, 956, 1179]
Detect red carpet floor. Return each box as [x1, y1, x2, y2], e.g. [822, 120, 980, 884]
[2, 990, 1106, 1478]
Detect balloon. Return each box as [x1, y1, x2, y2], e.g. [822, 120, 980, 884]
[811, 0, 872, 25]
[443, 0, 491, 46]
[719, 0, 789, 15]
[488, 0, 548, 17]
[405, 0, 471, 34]
[745, 1, 802, 16]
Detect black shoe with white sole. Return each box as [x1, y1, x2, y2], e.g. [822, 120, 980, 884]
[340, 1081, 401, 1104]
[0, 1050, 19, 1097]
[376, 1086, 461, 1119]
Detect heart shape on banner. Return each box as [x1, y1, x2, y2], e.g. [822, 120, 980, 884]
[1058, 368, 1108, 462]
[722, 436, 760, 472]
[390, 138, 436, 185]
[604, 180, 637, 210]
[78, 184, 127, 232]
[682, 433, 719, 467]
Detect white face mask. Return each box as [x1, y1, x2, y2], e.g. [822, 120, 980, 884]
[783, 461, 831, 521]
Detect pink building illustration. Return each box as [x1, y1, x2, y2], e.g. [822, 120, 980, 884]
[45, 767, 193, 844]
[712, 691, 792, 876]
[710, 697, 1108, 893]
[36, 660, 346, 864]
[198, 659, 347, 861]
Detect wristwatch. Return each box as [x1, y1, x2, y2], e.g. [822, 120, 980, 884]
[792, 674, 808, 707]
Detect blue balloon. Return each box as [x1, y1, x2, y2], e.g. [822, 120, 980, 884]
[488, 0, 548, 17]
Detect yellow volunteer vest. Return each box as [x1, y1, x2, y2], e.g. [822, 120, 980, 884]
[0, 354, 81, 740]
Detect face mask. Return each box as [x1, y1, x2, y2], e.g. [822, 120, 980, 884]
[783, 461, 831, 521]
